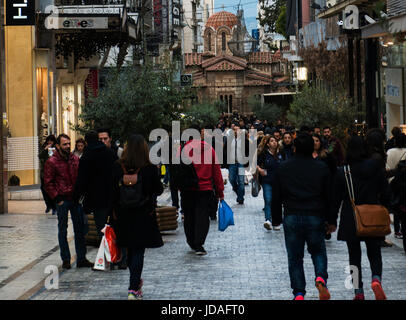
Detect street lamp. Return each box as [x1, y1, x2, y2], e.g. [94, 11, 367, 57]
[297, 67, 308, 81]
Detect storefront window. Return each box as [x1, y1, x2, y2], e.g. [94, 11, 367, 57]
[36, 68, 49, 144]
[62, 85, 75, 144]
[387, 42, 406, 67]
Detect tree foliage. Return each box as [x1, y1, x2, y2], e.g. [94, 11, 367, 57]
[258, 0, 286, 34]
[249, 96, 283, 125]
[287, 85, 362, 141]
[75, 63, 192, 142]
[181, 101, 222, 129]
[275, 5, 287, 39]
[299, 40, 348, 90]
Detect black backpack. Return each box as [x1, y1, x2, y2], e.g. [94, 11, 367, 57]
[170, 143, 199, 192]
[119, 164, 149, 209]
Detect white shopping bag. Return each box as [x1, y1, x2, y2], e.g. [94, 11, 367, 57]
[221, 168, 228, 185]
[101, 225, 112, 263]
[93, 236, 107, 270]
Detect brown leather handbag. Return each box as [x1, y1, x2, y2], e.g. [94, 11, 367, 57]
[343, 165, 391, 237]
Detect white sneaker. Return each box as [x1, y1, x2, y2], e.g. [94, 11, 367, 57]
[273, 225, 281, 231]
[263, 220, 272, 230]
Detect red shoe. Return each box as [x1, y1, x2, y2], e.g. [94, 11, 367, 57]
[353, 293, 365, 300]
[315, 277, 330, 300]
[294, 294, 304, 300]
[371, 279, 386, 300]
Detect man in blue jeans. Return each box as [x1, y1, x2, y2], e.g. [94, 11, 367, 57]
[271, 133, 334, 300]
[44, 134, 93, 269]
[227, 124, 249, 204]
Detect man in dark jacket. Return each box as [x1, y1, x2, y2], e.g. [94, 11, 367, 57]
[74, 131, 118, 237]
[44, 134, 92, 269]
[272, 133, 333, 300]
[323, 126, 344, 166]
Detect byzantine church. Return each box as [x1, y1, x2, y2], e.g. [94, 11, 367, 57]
[183, 10, 289, 113]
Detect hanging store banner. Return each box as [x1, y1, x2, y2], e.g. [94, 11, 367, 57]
[172, 0, 181, 27]
[153, 0, 163, 42]
[6, 0, 35, 26]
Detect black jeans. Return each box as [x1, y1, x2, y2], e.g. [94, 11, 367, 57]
[170, 184, 179, 208]
[127, 247, 145, 291]
[346, 239, 382, 293]
[394, 212, 401, 234]
[181, 190, 212, 249]
[93, 207, 111, 238]
[40, 178, 55, 210]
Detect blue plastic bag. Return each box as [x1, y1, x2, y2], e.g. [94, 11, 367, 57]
[218, 200, 234, 232]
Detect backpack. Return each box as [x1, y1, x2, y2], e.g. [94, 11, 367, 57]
[170, 143, 199, 192]
[119, 164, 149, 209]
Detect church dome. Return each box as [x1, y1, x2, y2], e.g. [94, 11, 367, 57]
[205, 11, 239, 31]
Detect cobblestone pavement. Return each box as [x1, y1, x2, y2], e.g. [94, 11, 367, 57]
[19, 181, 406, 301]
[0, 201, 74, 299]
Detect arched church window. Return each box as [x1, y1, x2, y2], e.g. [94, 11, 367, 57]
[222, 32, 226, 51]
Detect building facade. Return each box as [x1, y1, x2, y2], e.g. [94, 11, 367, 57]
[184, 10, 289, 113]
[4, 0, 140, 185]
[182, 0, 213, 53]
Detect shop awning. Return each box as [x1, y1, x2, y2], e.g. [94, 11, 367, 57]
[317, 0, 370, 19]
[361, 12, 406, 39]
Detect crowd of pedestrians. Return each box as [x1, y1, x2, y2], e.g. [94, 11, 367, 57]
[39, 110, 406, 301]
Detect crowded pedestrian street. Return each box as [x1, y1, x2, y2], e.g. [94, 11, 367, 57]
[1, 181, 405, 301]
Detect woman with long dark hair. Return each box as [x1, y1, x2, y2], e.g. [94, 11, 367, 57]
[111, 134, 163, 300]
[39, 135, 57, 214]
[365, 128, 393, 248]
[312, 134, 337, 175]
[257, 135, 282, 231]
[330, 135, 390, 300]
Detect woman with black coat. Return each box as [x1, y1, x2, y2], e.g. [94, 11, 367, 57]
[330, 135, 391, 300]
[39, 135, 57, 214]
[365, 128, 393, 248]
[111, 134, 163, 300]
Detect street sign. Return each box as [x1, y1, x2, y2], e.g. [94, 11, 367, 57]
[181, 74, 192, 86]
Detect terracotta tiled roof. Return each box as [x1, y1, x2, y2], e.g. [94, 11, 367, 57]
[246, 71, 273, 84]
[274, 76, 289, 83]
[205, 11, 239, 31]
[248, 51, 287, 64]
[247, 52, 273, 64]
[184, 53, 202, 66]
[202, 54, 247, 69]
[206, 61, 245, 71]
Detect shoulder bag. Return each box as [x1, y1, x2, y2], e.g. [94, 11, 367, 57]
[343, 165, 391, 237]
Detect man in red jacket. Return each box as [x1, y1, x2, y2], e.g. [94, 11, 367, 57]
[44, 134, 92, 269]
[180, 127, 224, 255]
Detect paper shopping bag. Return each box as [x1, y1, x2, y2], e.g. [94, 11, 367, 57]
[93, 236, 107, 271]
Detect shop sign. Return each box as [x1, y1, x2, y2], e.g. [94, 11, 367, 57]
[172, 0, 181, 27]
[6, 0, 35, 26]
[181, 74, 192, 86]
[46, 17, 109, 29]
[387, 84, 400, 97]
[153, 0, 163, 42]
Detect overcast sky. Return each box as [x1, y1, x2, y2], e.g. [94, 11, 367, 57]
[213, 0, 260, 34]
